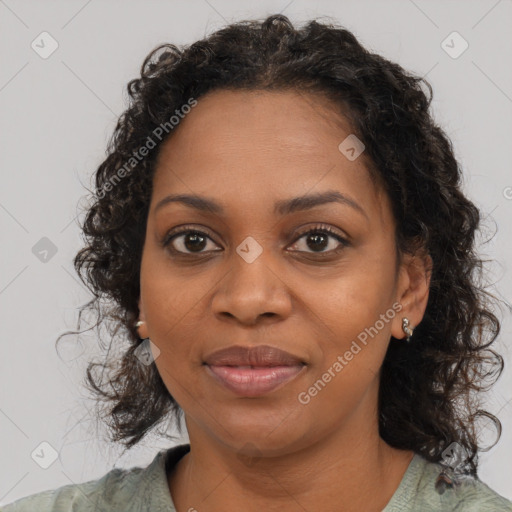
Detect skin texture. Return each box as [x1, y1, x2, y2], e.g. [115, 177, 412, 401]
[136, 89, 432, 512]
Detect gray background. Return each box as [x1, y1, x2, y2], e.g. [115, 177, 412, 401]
[1, 0, 511, 505]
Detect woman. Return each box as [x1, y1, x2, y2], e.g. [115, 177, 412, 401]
[4, 13, 511, 512]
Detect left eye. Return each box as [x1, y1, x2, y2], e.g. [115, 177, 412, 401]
[289, 227, 348, 254]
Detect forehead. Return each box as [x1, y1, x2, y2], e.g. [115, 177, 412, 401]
[151, 89, 390, 225]
[156, 89, 360, 165]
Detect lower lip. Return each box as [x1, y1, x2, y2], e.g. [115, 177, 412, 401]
[205, 364, 306, 397]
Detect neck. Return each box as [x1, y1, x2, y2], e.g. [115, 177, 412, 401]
[168, 414, 414, 511]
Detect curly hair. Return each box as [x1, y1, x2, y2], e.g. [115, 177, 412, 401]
[59, 14, 505, 474]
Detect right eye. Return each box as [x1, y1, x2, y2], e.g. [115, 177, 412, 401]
[162, 227, 222, 255]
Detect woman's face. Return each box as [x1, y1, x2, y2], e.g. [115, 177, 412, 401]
[137, 89, 429, 456]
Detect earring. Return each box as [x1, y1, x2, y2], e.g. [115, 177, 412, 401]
[134, 320, 149, 343]
[402, 318, 414, 341]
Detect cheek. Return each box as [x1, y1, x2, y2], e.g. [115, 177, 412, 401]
[297, 253, 397, 384]
[297, 281, 393, 422]
[139, 264, 211, 396]
[140, 254, 211, 336]
[301, 257, 396, 337]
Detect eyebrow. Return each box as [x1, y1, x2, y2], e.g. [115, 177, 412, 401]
[154, 190, 368, 220]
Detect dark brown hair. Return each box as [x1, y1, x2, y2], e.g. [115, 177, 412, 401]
[59, 14, 504, 474]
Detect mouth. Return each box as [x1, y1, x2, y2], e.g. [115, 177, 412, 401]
[203, 344, 307, 397]
[204, 364, 306, 397]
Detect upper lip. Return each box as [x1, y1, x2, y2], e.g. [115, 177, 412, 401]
[204, 345, 305, 367]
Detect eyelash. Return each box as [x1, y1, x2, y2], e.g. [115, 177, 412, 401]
[161, 223, 349, 257]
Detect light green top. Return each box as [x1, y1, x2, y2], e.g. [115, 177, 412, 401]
[2, 444, 512, 511]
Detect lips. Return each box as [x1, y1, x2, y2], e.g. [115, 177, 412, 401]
[204, 344, 305, 367]
[203, 345, 307, 397]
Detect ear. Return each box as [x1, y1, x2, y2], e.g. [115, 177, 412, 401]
[136, 298, 149, 339]
[391, 249, 432, 341]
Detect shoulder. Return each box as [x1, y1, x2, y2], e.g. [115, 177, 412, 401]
[0, 445, 187, 512]
[384, 453, 512, 512]
[1, 472, 125, 512]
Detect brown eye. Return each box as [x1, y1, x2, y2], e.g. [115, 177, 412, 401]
[161, 224, 349, 258]
[163, 228, 221, 255]
[289, 225, 349, 254]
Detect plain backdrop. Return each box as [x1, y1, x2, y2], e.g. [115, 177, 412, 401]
[1, 0, 511, 505]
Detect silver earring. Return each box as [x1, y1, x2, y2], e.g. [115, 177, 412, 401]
[135, 320, 144, 328]
[402, 318, 414, 342]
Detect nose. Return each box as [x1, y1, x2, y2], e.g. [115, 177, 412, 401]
[211, 247, 292, 326]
